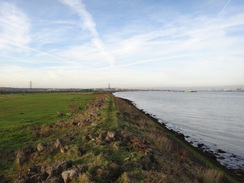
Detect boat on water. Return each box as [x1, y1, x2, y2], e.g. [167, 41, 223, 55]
[189, 90, 197, 92]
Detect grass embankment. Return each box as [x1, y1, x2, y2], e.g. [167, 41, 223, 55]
[115, 97, 240, 183]
[0, 92, 240, 182]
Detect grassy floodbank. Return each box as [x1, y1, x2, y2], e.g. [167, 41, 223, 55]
[0, 92, 241, 182]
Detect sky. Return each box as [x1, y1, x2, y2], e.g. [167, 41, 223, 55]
[0, 0, 244, 89]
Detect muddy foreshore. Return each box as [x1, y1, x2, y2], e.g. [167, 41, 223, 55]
[117, 96, 244, 182]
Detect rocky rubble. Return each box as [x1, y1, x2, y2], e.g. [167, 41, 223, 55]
[69, 97, 105, 127]
[25, 97, 106, 141]
[14, 160, 76, 183]
[14, 126, 166, 183]
[85, 130, 117, 144]
[16, 146, 35, 166]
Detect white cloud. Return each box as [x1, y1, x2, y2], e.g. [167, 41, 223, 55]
[105, 11, 244, 68]
[37, 19, 78, 25]
[59, 0, 114, 66]
[0, 2, 77, 66]
[58, 43, 105, 67]
[0, 2, 31, 50]
[1, 0, 243, 88]
[32, 28, 68, 48]
[219, 0, 232, 15]
[60, 0, 97, 36]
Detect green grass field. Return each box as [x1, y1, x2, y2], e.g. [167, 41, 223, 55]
[0, 92, 93, 155]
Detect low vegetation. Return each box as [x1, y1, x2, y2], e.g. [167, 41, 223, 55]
[0, 92, 240, 182]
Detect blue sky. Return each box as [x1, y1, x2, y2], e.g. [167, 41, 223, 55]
[0, 0, 244, 88]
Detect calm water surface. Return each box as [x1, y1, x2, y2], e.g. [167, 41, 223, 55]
[114, 91, 244, 169]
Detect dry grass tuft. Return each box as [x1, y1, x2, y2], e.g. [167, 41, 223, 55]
[201, 169, 223, 183]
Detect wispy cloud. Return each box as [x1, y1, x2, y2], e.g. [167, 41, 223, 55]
[1, 0, 243, 88]
[32, 28, 69, 48]
[106, 9, 244, 67]
[0, 2, 79, 66]
[59, 0, 115, 66]
[0, 2, 31, 50]
[219, 0, 232, 15]
[0, 54, 44, 66]
[37, 19, 78, 25]
[56, 8, 244, 73]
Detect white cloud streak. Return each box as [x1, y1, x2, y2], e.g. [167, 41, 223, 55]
[1, 0, 243, 88]
[0, 2, 76, 65]
[0, 54, 43, 66]
[53, 10, 244, 75]
[108, 11, 244, 66]
[219, 0, 232, 15]
[0, 2, 31, 50]
[59, 0, 115, 66]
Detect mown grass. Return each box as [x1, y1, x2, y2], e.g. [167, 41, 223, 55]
[0, 93, 92, 128]
[79, 95, 125, 161]
[0, 92, 93, 176]
[99, 95, 118, 131]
